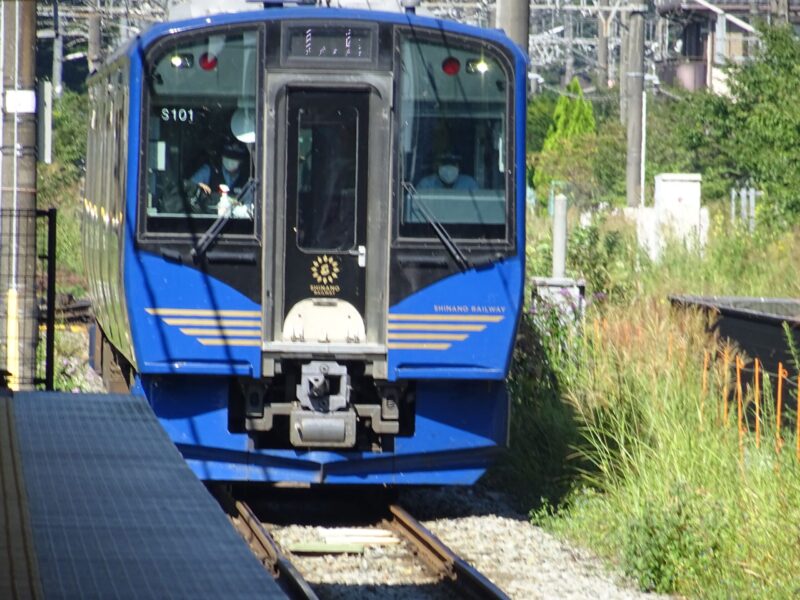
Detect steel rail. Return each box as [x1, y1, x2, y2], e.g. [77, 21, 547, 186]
[388, 504, 510, 600]
[231, 499, 319, 600]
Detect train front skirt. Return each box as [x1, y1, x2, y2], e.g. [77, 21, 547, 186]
[134, 375, 509, 485]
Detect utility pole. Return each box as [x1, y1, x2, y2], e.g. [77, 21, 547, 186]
[496, 0, 531, 55]
[52, 0, 63, 97]
[597, 0, 609, 89]
[0, 0, 38, 389]
[625, 6, 645, 207]
[774, 0, 789, 22]
[88, 13, 102, 73]
[563, 11, 574, 86]
[619, 11, 630, 125]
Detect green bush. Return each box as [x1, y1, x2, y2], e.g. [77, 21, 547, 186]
[623, 484, 727, 593]
[38, 91, 89, 294]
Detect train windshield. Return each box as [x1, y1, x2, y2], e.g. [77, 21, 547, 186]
[143, 30, 258, 236]
[398, 34, 510, 241]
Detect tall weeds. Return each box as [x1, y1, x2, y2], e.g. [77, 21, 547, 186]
[513, 212, 800, 597]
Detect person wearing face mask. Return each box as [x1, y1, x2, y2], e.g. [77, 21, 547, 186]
[186, 139, 251, 213]
[417, 152, 478, 191]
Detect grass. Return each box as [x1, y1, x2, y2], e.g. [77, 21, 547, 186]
[501, 208, 800, 598]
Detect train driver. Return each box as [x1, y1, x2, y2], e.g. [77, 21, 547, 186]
[417, 152, 478, 191]
[186, 139, 253, 215]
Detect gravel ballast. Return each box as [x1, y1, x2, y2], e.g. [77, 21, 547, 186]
[265, 486, 661, 600]
[402, 487, 657, 600]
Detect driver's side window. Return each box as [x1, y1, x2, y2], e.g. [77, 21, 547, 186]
[143, 30, 257, 234]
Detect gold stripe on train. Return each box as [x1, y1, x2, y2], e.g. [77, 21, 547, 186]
[388, 314, 504, 323]
[197, 338, 262, 347]
[387, 333, 469, 341]
[163, 318, 262, 327]
[146, 308, 261, 318]
[179, 328, 261, 337]
[387, 342, 451, 350]
[388, 323, 486, 332]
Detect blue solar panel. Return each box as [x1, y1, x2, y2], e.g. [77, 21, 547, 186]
[11, 392, 285, 599]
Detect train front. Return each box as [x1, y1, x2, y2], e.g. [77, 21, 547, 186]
[127, 9, 526, 484]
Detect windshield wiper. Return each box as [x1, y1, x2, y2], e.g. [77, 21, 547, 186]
[191, 178, 257, 260]
[402, 182, 471, 272]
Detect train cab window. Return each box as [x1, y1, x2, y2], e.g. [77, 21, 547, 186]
[397, 35, 511, 241]
[143, 30, 258, 236]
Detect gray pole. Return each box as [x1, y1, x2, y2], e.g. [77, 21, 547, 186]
[563, 11, 574, 86]
[625, 7, 645, 207]
[597, 4, 609, 89]
[776, 0, 789, 22]
[552, 194, 567, 278]
[52, 1, 63, 97]
[496, 0, 530, 55]
[0, 0, 38, 389]
[739, 187, 747, 221]
[37, 81, 53, 165]
[619, 11, 630, 125]
[88, 13, 102, 73]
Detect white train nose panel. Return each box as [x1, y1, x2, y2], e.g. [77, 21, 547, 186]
[282, 298, 366, 344]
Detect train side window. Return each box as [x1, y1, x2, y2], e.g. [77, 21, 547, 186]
[142, 30, 258, 236]
[397, 34, 511, 242]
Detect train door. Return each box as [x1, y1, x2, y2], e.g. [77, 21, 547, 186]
[285, 90, 368, 324]
[263, 77, 391, 377]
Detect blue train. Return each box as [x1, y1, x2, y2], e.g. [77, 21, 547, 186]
[83, 3, 527, 485]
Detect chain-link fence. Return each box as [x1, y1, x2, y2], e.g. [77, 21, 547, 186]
[0, 208, 56, 390]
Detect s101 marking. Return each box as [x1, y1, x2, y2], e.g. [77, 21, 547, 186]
[161, 107, 195, 123]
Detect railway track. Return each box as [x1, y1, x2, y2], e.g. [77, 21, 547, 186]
[37, 298, 93, 325]
[385, 504, 509, 599]
[231, 498, 319, 600]
[215, 488, 510, 600]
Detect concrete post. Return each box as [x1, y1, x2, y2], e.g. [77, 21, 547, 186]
[496, 0, 530, 54]
[88, 14, 102, 73]
[625, 9, 645, 207]
[52, 2, 62, 98]
[552, 193, 567, 278]
[622, 6, 644, 206]
[739, 187, 747, 221]
[37, 81, 52, 164]
[0, 0, 38, 389]
[563, 11, 574, 86]
[597, 6, 609, 89]
[619, 12, 629, 125]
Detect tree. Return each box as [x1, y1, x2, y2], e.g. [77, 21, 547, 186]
[533, 78, 597, 199]
[542, 78, 596, 152]
[675, 25, 800, 220]
[725, 25, 800, 219]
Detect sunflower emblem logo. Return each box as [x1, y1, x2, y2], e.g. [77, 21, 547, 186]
[311, 255, 340, 285]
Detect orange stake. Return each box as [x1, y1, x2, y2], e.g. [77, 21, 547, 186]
[736, 356, 744, 459]
[701, 351, 709, 426]
[722, 349, 730, 425]
[754, 359, 761, 448]
[776, 362, 785, 453]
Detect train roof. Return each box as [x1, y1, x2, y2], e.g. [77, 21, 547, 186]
[92, 6, 527, 77]
[166, 0, 424, 20]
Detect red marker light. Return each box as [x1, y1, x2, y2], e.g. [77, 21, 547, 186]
[441, 57, 460, 76]
[199, 53, 218, 71]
